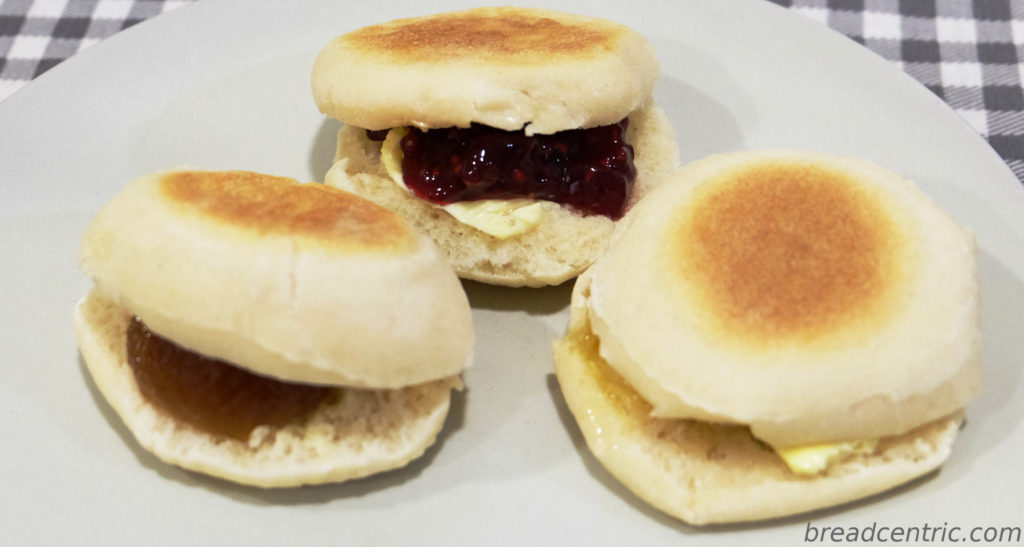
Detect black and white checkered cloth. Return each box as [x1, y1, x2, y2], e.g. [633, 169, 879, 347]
[0, 0, 189, 98]
[769, 0, 1024, 183]
[2, 0, 1023, 183]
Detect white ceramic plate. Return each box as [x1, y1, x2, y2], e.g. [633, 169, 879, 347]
[2, 1, 1022, 545]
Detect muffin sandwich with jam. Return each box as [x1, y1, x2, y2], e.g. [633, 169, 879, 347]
[312, 6, 679, 287]
[74, 169, 474, 487]
[554, 150, 981, 524]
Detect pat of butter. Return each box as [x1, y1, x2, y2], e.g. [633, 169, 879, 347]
[442, 199, 548, 239]
[380, 127, 545, 239]
[380, 126, 409, 181]
[776, 440, 878, 475]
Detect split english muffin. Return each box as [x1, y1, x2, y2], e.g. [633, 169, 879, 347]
[312, 6, 680, 287]
[74, 169, 474, 487]
[554, 150, 980, 524]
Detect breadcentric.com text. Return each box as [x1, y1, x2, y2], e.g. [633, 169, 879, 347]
[804, 522, 1022, 543]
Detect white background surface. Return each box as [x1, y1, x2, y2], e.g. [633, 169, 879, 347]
[1, 0, 1022, 544]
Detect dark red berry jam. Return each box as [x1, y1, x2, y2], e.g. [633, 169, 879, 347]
[369, 119, 636, 219]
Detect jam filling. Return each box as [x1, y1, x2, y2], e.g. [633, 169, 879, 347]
[368, 119, 636, 219]
[125, 318, 331, 441]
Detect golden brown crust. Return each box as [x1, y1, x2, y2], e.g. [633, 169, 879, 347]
[582, 150, 979, 446]
[159, 170, 415, 253]
[669, 162, 909, 348]
[311, 7, 659, 134]
[342, 7, 620, 64]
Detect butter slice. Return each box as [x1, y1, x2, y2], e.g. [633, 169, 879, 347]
[380, 127, 545, 239]
[380, 126, 409, 181]
[442, 199, 548, 239]
[776, 440, 878, 475]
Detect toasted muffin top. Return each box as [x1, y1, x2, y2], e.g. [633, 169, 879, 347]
[670, 161, 907, 348]
[340, 7, 621, 64]
[80, 169, 474, 389]
[583, 150, 980, 446]
[311, 7, 659, 134]
[160, 170, 414, 253]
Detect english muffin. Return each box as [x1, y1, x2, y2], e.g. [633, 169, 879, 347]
[312, 7, 679, 286]
[75, 169, 474, 487]
[554, 150, 980, 523]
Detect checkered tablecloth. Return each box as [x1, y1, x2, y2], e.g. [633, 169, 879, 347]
[2, 0, 1022, 182]
[770, 0, 1024, 183]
